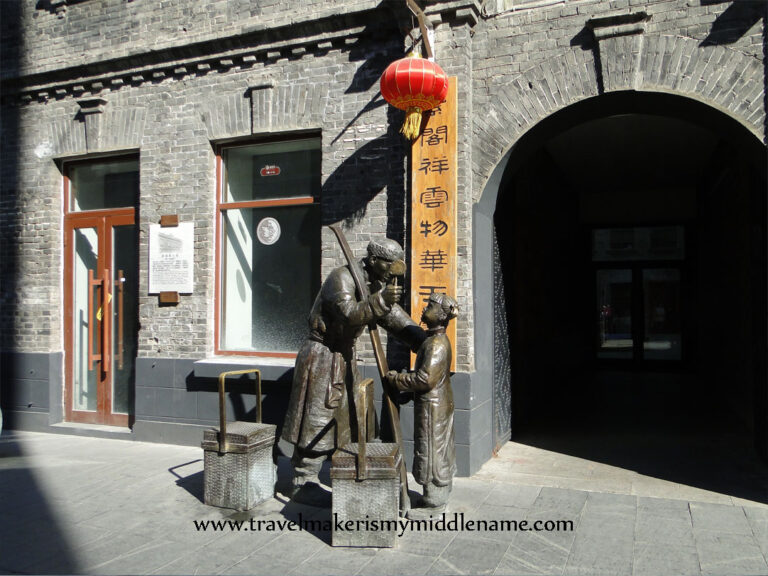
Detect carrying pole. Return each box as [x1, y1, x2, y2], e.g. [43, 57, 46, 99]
[217, 369, 262, 454]
[329, 224, 410, 514]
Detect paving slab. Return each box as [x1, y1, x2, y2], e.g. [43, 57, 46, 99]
[690, 502, 754, 535]
[636, 495, 691, 517]
[562, 493, 635, 576]
[443, 477, 495, 514]
[694, 530, 768, 576]
[479, 472, 635, 495]
[72, 530, 159, 573]
[3, 431, 768, 576]
[428, 535, 509, 576]
[148, 533, 256, 575]
[583, 491, 636, 515]
[85, 539, 194, 576]
[631, 479, 740, 506]
[222, 531, 330, 575]
[632, 542, 701, 576]
[743, 506, 768, 559]
[394, 525, 456, 557]
[499, 528, 577, 575]
[529, 487, 589, 518]
[357, 549, 437, 576]
[484, 483, 542, 509]
[492, 437, 768, 508]
[634, 511, 696, 547]
[289, 545, 378, 576]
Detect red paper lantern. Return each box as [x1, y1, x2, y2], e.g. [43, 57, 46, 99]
[380, 53, 449, 140]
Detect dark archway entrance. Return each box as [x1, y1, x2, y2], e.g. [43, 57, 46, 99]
[489, 92, 767, 488]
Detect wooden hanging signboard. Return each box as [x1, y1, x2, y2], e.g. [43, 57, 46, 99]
[410, 77, 457, 370]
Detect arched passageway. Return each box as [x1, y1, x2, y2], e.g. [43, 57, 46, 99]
[485, 92, 767, 494]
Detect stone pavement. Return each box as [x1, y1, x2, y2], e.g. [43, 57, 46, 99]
[1, 430, 767, 576]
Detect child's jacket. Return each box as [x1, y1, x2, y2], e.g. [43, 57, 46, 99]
[391, 328, 457, 486]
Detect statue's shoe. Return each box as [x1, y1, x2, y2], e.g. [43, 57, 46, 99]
[405, 504, 446, 520]
[289, 481, 331, 508]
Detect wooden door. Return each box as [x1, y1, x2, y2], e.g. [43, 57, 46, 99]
[64, 209, 137, 426]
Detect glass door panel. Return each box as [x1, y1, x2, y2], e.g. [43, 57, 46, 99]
[111, 224, 138, 415]
[66, 212, 136, 426]
[73, 227, 100, 412]
[597, 269, 633, 359]
[643, 268, 681, 360]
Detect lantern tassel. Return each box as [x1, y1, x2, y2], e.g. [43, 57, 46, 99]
[400, 106, 422, 141]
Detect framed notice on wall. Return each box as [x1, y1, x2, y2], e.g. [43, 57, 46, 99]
[149, 222, 194, 294]
[411, 77, 458, 370]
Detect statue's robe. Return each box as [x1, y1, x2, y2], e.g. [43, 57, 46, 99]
[282, 261, 423, 453]
[390, 328, 456, 486]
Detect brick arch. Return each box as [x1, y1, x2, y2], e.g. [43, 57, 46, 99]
[473, 34, 765, 202]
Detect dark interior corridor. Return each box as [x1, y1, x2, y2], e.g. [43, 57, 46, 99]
[493, 93, 768, 492]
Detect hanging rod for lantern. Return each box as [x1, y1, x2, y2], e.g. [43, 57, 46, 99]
[405, 0, 433, 60]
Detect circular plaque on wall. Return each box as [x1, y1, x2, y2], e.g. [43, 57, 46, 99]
[256, 217, 281, 245]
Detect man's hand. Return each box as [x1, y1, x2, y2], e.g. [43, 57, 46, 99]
[309, 310, 326, 333]
[381, 284, 403, 307]
[385, 370, 398, 385]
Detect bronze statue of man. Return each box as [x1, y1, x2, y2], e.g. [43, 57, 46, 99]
[282, 237, 425, 505]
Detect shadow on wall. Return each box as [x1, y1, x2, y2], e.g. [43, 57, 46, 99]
[343, 19, 404, 95]
[0, 2, 22, 448]
[324, 14, 409, 241]
[0, 0, 21, 419]
[0, 433, 81, 573]
[316, 25, 414, 412]
[321, 120, 408, 229]
[331, 17, 406, 144]
[321, 90, 412, 371]
[699, 0, 764, 47]
[185, 372, 291, 459]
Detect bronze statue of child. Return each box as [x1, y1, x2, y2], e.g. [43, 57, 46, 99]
[385, 292, 458, 516]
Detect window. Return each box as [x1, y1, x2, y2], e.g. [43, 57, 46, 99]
[594, 227, 684, 362]
[216, 138, 321, 355]
[68, 157, 139, 212]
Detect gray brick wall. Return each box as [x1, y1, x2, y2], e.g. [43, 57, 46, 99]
[1, 4, 414, 364]
[0, 0, 383, 80]
[433, 20, 477, 370]
[471, 0, 765, 202]
[1, 0, 764, 375]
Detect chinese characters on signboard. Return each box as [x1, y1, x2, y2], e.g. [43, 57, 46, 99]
[411, 77, 457, 370]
